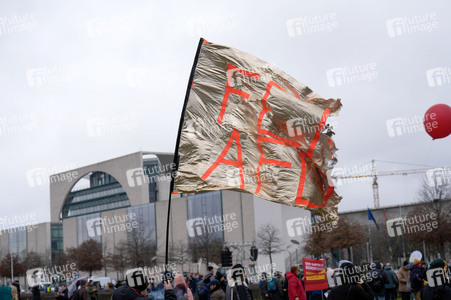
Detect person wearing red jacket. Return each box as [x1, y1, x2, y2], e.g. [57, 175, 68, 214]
[286, 266, 306, 300]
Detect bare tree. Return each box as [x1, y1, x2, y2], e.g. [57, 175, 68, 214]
[189, 231, 223, 266]
[257, 223, 284, 273]
[304, 218, 365, 265]
[410, 177, 451, 259]
[126, 227, 157, 268]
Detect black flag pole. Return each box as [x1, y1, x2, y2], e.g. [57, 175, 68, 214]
[164, 38, 205, 277]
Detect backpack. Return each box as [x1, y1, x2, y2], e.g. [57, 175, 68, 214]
[267, 278, 277, 292]
[370, 271, 384, 293]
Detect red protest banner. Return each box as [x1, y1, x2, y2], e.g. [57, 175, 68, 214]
[302, 258, 328, 291]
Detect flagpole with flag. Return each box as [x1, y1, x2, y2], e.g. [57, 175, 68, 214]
[166, 38, 343, 269]
[164, 38, 206, 270]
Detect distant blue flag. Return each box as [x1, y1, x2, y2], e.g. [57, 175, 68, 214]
[367, 208, 380, 230]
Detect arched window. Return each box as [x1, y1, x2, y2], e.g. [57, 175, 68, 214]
[61, 171, 131, 218]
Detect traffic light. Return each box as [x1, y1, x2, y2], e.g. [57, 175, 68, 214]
[250, 246, 258, 261]
[221, 248, 233, 267]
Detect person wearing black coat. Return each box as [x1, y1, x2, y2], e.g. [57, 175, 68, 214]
[55, 285, 68, 300]
[327, 262, 373, 300]
[31, 286, 41, 300]
[12, 282, 21, 300]
[421, 259, 451, 300]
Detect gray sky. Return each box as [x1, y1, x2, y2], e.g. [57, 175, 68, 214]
[1, 0, 450, 224]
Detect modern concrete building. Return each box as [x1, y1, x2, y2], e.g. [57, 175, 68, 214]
[45, 151, 310, 277]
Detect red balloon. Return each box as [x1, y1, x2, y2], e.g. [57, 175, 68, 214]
[423, 104, 451, 139]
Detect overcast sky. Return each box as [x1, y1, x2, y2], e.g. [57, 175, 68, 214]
[1, 0, 450, 225]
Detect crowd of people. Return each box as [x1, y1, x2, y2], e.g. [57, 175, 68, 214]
[1, 258, 450, 300]
[110, 258, 451, 300]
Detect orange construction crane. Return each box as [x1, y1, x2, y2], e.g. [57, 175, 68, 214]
[331, 160, 446, 208]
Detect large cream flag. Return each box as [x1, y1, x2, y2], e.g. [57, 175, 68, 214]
[174, 39, 342, 219]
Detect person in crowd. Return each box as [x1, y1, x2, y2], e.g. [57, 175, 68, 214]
[197, 275, 205, 295]
[421, 262, 428, 279]
[286, 266, 306, 300]
[226, 264, 252, 300]
[198, 278, 211, 300]
[55, 284, 68, 300]
[77, 280, 90, 300]
[86, 281, 98, 300]
[188, 275, 197, 296]
[327, 262, 373, 300]
[259, 273, 271, 300]
[31, 286, 41, 300]
[12, 282, 20, 300]
[409, 259, 425, 300]
[9, 284, 17, 300]
[421, 258, 451, 300]
[397, 261, 411, 300]
[148, 277, 164, 300]
[366, 261, 388, 300]
[384, 264, 398, 300]
[214, 272, 227, 293]
[260, 272, 283, 300]
[112, 274, 148, 300]
[204, 267, 215, 285]
[55, 284, 69, 300]
[209, 280, 225, 300]
[281, 273, 289, 300]
[0, 285, 12, 300]
[174, 273, 193, 300]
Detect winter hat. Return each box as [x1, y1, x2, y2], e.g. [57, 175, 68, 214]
[403, 261, 409, 267]
[210, 279, 220, 286]
[413, 259, 421, 266]
[429, 258, 445, 269]
[338, 260, 352, 268]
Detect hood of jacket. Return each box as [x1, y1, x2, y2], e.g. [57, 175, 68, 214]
[174, 273, 185, 287]
[285, 272, 298, 281]
[113, 285, 144, 300]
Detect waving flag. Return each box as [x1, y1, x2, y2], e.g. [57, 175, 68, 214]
[368, 208, 380, 230]
[173, 38, 342, 219]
